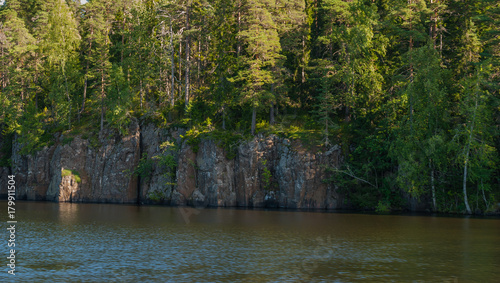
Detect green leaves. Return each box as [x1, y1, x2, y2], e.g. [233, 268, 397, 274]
[0, 0, 498, 213]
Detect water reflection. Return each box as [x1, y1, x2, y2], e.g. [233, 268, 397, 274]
[0, 201, 498, 282]
[58, 203, 78, 225]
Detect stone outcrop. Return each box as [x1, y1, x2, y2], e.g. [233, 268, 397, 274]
[136, 123, 345, 209]
[9, 119, 141, 203]
[138, 125, 345, 209]
[3, 121, 348, 209]
[0, 135, 11, 198]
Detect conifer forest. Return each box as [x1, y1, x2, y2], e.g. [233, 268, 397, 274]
[0, 0, 499, 213]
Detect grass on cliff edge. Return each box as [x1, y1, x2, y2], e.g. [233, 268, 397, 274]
[61, 169, 82, 183]
[179, 115, 328, 158]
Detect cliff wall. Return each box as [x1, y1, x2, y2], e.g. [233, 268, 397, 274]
[1, 121, 347, 209]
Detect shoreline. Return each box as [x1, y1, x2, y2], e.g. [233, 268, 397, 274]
[5, 199, 499, 218]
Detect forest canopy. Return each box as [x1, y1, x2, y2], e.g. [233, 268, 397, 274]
[0, 0, 498, 213]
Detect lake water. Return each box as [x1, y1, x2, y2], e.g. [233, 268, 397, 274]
[1, 201, 499, 282]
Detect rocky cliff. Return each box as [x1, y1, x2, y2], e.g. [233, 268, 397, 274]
[0, 120, 349, 209]
[138, 122, 345, 209]
[4, 120, 141, 203]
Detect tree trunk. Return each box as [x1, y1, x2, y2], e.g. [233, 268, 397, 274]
[197, 40, 201, 85]
[270, 104, 275, 125]
[81, 25, 93, 117]
[140, 79, 143, 109]
[121, 10, 125, 65]
[462, 85, 479, 215]
[430, 162, 436, 211]
[408, 0, 414, 131]
[463, 153, 472, 214]
[439, 32, 443, 58]
[302, 35, 306, 83]
[251, 106, 257, 135]
[170, 18, 175, 114]
[1, 46, 4, 90]
[34, 53, 39, 110]
[100, 68, 105, 133]
[185, 4, 190, 110]
[179, 40, 182, 97]
[324, 117, 329, 147]
[63, 66, 71, 130]
[270, 83, 275, 125]
[81, 77, 88, 113]
[237, 1, 241, 57]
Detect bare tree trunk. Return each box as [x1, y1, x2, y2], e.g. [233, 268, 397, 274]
[121, 9, 125, 65]
[1, 46, 4, 90]
[170, 18, 175, 110]
[100, 68, 105, 133]
[81, 77, 88, 113]
[408, 0, 414, 131]
[34, 53, 39, 110]
[270, 83, 275, 125]
[197, 40, 201, 86]
[439, 33, 443, 58]
[63, 66, 71, 130]
[430, 161, 436, 211]
[462, 85, 479, 215]
[302, 35, 305, 83]
[463, 151, 472, 214]
[179, 41, 182, 97]
[270, 105, 275, 125]
[185, 4, 190, 110]
[324, 117, 329, 147]
[140, 79, 143, 109]
[237, 1, 241, 57]
[81, 26, 93, 118]
[251, 106, 257, 135]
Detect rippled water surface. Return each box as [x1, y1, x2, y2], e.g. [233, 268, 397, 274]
[1, 201, 499, 282]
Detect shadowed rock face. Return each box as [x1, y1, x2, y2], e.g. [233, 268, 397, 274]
[10, 119, 141, 204]
[0, 134, 11, 197]
[5, 122, 346, 209]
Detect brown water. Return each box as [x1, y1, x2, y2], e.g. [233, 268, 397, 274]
[1, 201, 499, 282]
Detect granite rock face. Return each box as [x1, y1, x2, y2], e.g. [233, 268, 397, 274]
[0, 135, 12, 198]
[10, 119, 141, 203]
[5, 122, 347, 209]
[139, 128, 345, 209]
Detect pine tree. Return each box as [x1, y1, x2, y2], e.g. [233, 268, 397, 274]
[235, 0, 282, 135]
[0, 0, 36, 137]
[40, 0, 81, 129]
[0, 0, 36, 104]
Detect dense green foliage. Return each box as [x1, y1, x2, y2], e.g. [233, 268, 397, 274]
[0, 0, 498, 213]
